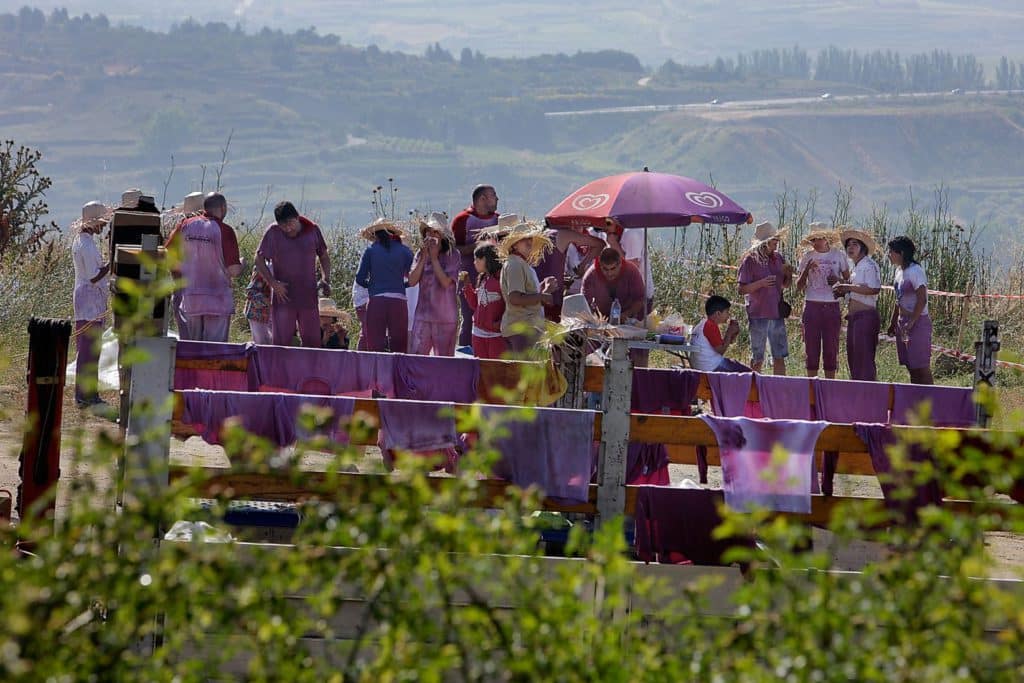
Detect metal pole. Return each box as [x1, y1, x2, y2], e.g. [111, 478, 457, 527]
[973, 320, 999, 427]
[595, 337, 633, 528]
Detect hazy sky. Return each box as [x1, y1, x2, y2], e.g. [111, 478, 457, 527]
[4, 1, 1024, 65]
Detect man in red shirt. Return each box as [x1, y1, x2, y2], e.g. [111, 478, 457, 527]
[451, 184, 499, 347]
[165, 192, 243, 342]
[581, 247, 646, 321]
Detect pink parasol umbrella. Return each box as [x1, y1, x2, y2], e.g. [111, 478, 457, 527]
[545, 170, 752, 230]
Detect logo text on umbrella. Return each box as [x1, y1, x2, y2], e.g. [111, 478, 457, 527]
[684, 191, 723, 209]
[570, 193, 610, 212]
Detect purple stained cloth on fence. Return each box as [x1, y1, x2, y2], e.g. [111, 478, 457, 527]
[706, 371, 754, 417]
[482, 405, 594, 503]
[392, 354, 479, 403]
[854, 422, 944, 521]
[634, 486, 755, 566]
[813, 378, 891, 424]
[627, 443, 671, 485]
[891, 384, 975, 427]
[174, 340, 257, 391]
[377, 398, 460, 470]
[251, 346, 396, 397]
[755, 375, 816, 420]
[180, 390, 355, 447]
[631, 368, 701, 414]
[700, 415, 825, 513]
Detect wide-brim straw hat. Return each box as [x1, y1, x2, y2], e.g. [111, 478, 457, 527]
[839, 227, 878, 255]
[70, 201, 112, 233]
[800, 221, 839, 249]
[748, 221, 789, 248]
[476, 213, 521, 242]
[497, 220, 553, 265]
[318, 297, 350, 321]
[360, 217, 408, 241]
[417, 211, 454, 245]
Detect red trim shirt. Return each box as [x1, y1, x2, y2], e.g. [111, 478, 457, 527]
[165, 211, 241, 268]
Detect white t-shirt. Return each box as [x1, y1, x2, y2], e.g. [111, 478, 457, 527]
[351, 280, 369, 308]
[848, 257, 881, 307]
[689, 318, 724, 371]
[894, 263, 928, 316]
[618, 229, 654, 300]
[71, 232, 109, 321]
[796, 248, 847, 302]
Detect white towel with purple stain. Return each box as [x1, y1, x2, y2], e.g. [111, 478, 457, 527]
[700, 415, 826, 513]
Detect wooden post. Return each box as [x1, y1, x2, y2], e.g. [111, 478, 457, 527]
[595, 337, 633, 528]
[973, 320, 999, 427]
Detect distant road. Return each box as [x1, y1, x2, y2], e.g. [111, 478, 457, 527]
[544, 89, 1024, 117]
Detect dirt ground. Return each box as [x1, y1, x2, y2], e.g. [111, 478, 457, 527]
[1, 384, 1022, 579]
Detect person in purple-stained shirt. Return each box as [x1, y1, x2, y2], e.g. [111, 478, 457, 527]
[408, 211, 461, 356]
[451, 184, 500, 347]
[737, 221, 794, 375]
[254, 201, 332, 348]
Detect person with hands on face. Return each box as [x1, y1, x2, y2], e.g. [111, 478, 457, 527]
[408, 211, 460, 356]
[886, 235, 933, 385]
[689, 295, 750, 372]
[737, 221, 794, 375]
[460, 242, 507, 359]
[497, 221, 557, 354]
[795, 223, 849, 379]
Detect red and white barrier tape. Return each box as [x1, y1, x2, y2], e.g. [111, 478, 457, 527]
[879, 334, 1024, 372]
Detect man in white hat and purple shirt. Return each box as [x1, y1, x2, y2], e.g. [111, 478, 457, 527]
[71, 201, 112, 407]
[737, 221, 794, 375]
[166, 191, 207, 339]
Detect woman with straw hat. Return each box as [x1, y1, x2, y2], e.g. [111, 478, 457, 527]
[737, 221, 794, 375]
[70, 201, 112, 407]
[833, 228, 882, 381]
[795, 222, 849, 379]
[355, 217, 414, 353]
[408, 211, 461, 355]
[498, 221, 557, 354]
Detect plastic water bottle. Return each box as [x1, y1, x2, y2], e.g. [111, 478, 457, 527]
[610, 298, 622, 325]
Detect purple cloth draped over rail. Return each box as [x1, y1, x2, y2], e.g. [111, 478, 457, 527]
[755, 375, 816, 420]
[705, 372, 754, 417]
[631, 368, 701, 414]
[377, 398, 460, 470]
[891, 384, 975, 427]
[481, 405, 595, 504]
[813, 378, 891, 424]
[392, 354, 479, 403]
[700, 415, 826, 513]
[854, 422, 944, 521]
[250, 346, 396, 397]
[180, 389, 355, 447]
[634, 486, 755, 565]
[174, 340, 257, 391]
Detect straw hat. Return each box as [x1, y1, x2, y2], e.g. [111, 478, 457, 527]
[120, 188, 142, 209]
[800, 221, 839, 248]
[748, 221, 788, 248]
[839, 227, 878, 256]
[476, 213, 521, 241]
[183, 192, 205, 214]
[497, 220, 553, 266]
[318, 297, 350, 322]
[71, 201, 112, 233]
[360, 216, 408, 241]
[417, 211, 454, 245]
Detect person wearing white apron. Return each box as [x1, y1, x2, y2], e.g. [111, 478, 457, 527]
[71, 201, 111, 407]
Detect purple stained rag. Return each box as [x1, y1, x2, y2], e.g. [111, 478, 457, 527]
[180, 390, 355, 447]
[631, 368, 701, 414]
[854, 422, 944, 521]
[700, 415, 825, 514]
[891, 384, 975, 427]
[251, 346, 396, 397]
[813, 378, 891, 424]
[392, 354, 479, 403]
[174, 340, 257, 391]
[633, 486, 755, 566]
[376, 398, 460, 470]
[482, 405, 595, 504]
[705, 372, 754, 417]
[755, 375, 816, 420]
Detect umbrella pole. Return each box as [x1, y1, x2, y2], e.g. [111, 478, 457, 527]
[643, 228, 649, 321]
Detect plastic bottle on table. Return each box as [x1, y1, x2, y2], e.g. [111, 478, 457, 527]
[610, 298, 621, 325]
